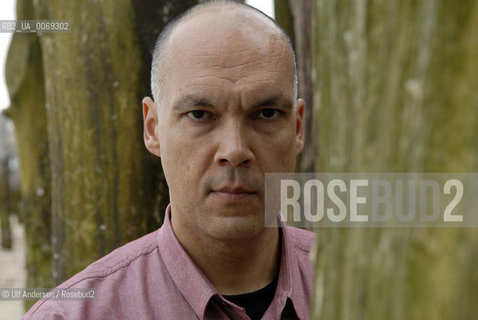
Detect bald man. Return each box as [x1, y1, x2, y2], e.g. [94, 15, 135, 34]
[23, 1, 315, 319]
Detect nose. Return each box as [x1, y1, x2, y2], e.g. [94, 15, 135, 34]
[214, 120, 255, 168]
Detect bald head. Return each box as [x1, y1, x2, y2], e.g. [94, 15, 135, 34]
[150, 0, 298, 104]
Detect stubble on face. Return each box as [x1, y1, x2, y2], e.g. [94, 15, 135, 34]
[156, 10, 300, 243]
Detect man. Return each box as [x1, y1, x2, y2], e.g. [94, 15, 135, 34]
[24, 1, 315, 319]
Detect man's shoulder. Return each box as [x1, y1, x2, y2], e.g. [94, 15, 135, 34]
[66, 228, 159, 283]
[285, 225, 316, 255]
[23, 229, 161, 319]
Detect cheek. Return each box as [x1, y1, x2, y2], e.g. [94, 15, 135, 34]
[160, 131, 211, 190]
[158, 131, 187, 189]
[256, 127, 297, 171]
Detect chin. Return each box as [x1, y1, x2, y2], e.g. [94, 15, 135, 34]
[204, 214, 266, 241]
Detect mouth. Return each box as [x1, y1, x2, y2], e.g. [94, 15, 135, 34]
[209, 186, 257, 201]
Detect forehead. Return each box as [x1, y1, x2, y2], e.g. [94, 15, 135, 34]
[170, 9, 283, 55]
[160, 10, 294, 101]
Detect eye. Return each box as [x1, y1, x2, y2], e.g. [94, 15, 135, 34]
[186, 110, 212, 121]
[257, 108, 282, 120]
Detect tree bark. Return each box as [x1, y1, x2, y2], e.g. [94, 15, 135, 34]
[311, 0, 478, 319]
[30, 0, 197, 284]
[275, 0, 316, 174]
[0, 118, 13, 249]
[5, 21, 53, 312]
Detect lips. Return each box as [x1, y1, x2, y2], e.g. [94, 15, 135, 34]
[210, 186, 257, 201]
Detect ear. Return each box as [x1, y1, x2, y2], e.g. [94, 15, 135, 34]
[295, 98, 305, 155]
[143, 97, 161, 157]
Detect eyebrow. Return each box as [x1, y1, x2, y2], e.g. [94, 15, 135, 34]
[172, 93, 294, 112]
[172, 95, 215, 112]
[252, 94, 293, 110]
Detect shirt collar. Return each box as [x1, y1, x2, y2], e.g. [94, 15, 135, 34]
[157, 205, 218, 319]
[157, 204, 309, 320]
[277, 218, 310, 320]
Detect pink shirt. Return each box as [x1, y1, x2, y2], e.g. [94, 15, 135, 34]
[24, 205, 315, 319]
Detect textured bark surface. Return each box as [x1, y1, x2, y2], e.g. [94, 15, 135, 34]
[0, 129, 13, 249]
[32, 0, 197, 284]
[274, 0, 295, 46]
[0, 163, 12, 249]
[289, 0, 316, 174]
[311, 0, 478, 319]
[275, 0, 316, 174]
[5, 1, 198, 310]
[5, 8, 53, 310]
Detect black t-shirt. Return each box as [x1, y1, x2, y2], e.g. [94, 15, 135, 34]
[223, 277, 278, 320]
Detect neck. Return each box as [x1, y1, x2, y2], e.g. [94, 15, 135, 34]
[172, 216, 280, 295]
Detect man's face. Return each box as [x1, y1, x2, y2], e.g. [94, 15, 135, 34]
[144, 13, 304, 241]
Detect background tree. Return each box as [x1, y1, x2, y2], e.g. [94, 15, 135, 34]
[278, 0, 478, 319]
[34, 0, 201, 282]
[5, 0, 199, 310]
[275, 0, 316, 174]
[4, 3, 53, 310]
[0, 115, 19, 249]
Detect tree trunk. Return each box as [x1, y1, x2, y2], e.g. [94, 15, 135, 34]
[31, 0, 197, 284]
[0, 154, 12, 249]
[0, 117, 13, 249]
[311, 0, 478, 319]
[5, 25, 53, 313]
[275, 0, 316, 174]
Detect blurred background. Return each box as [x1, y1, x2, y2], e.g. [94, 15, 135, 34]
[0, 1, 23, 318]
[1, 0, 477, 319]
